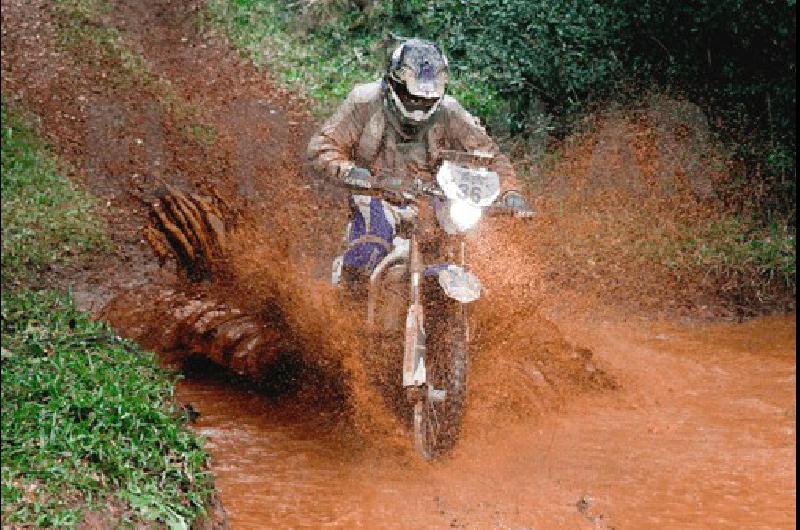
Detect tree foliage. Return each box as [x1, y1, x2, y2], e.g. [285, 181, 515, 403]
[377, 0, 795, 137]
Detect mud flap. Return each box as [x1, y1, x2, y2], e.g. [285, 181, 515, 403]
[403, 303, 426, 387]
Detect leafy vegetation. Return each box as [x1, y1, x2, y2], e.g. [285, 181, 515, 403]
[1, 102, 214, 527]
[1, 292, 214, 528]
[691, 219, 795, 288]
[204, 0, 504, 119]
[206, 0, 386, 116]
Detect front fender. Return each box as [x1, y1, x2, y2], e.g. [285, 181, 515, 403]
[431, 265, 481, 303]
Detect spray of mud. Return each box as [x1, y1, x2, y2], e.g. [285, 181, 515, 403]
[103, 159, 617, 456]
[223, 223, 411, 451]
[4, 0, 616, 455]
[517, 98, 792, 315]
[463, 218, 617, 435]
[105, 186, 411, 451]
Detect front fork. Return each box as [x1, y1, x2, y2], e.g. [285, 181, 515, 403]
[402, 233, 426, 387]
[402, 234, 469, 390]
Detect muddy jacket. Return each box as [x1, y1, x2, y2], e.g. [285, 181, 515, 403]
[307, 80, 518, 191]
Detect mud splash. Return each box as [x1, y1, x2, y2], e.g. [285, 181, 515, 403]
[0, 0, 644, 448]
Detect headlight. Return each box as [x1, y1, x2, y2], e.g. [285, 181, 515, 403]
[449, 200, 482, 231]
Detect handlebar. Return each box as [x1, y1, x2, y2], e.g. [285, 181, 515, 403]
[413, 179, 445, 199]
[343, 176, 534, 218]
[484, 203, 535, 218]
[361, 176, 443, 203]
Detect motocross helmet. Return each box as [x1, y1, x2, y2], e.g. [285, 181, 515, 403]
[384, 39, 449, 125]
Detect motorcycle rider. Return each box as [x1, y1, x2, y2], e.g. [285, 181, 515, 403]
[307, 38, 531, 285]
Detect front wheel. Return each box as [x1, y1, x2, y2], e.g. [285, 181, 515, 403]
[412, 291, 468, 459]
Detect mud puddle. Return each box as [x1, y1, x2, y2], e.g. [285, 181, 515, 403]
[175, 369, 442, 529]
[176, 314, 795, 529]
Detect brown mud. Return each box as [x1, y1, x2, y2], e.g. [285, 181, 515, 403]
[2, 0, 796, 528]
[178, 313, 795, 528]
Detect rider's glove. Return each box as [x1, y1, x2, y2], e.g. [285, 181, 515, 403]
[343, 166, 374, 189]
[502, 190, 535, 218]
[376, 175, 405, 192]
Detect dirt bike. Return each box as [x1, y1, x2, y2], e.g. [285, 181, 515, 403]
[336, 150, 531, 459]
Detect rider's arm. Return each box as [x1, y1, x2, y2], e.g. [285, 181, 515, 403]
[307, 83, 374, 184]
[441, 98, 533, 215]
[439, 97, 519, 192]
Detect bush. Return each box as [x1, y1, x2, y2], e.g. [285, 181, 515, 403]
[386, 0, 628, 129]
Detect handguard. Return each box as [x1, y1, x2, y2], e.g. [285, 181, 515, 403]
[501, 190, 535, 218]
[343, 166, 374, 189]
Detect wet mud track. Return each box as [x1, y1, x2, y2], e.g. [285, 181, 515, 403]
[175, 314, 795, 529]
[2, 0, 796, 528]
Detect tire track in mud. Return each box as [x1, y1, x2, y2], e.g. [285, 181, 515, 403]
[2, 0, 614, 450]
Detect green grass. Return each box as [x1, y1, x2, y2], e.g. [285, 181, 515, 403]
[685, 217, 795, 290]
[639, 213, 796, 299]
[1, 102, 215, 527]
[1, 104, 110, 287]
[204, 0, 380, 116]
[1, 291, 213, 529]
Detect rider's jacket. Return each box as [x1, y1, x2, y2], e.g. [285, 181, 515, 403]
[307, 80, 518, 191]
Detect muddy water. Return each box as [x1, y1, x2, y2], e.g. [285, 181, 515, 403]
[177, 376, 439, 529]
[176, 314, 796, 529]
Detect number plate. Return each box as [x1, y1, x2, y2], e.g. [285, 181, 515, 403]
[436, 161, 501, 207]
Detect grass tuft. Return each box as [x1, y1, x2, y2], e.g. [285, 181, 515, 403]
[1, 104, 110, 287]
[1, 291, 213, 528]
